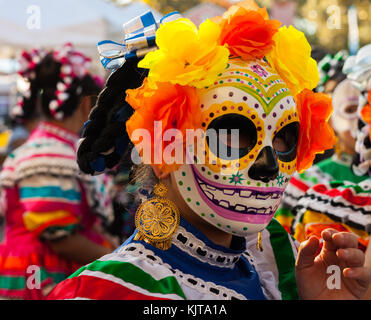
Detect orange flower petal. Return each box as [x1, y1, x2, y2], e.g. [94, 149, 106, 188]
[126, 81, 201, 174]
[361, 90, 371, 140]
[218, 3, 280, 61]
[296, 89, 336, 173]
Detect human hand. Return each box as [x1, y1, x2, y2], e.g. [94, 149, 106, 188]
[295, 229, 371, 300]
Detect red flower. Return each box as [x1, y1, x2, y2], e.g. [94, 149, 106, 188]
[296, 89, 336, 173]
[218, 0, 281, 61]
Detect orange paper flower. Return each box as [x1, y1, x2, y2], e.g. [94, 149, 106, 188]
[360, 89, 371, 139]
[296, 89, 336, 173]
[218, 1, 281, 61]
[126, 79, 202, 174]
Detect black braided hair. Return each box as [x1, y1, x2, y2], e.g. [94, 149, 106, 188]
[15, 53, 101, 122]
[77, 58, 148, 175]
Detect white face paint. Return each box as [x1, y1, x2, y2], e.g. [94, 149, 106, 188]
[173, 58, 299, 236]
[331, 79, 360, 137]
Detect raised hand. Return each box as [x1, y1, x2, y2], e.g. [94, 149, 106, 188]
[295, 229, 371, 300]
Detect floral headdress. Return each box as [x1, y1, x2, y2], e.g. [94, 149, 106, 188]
[98, 0, 335, 174]
[12, 48, 47, 119]
[49, 43, 93, 120]
[13, 43, 99, 120]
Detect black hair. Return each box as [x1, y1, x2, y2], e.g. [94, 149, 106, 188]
[326, 65, 347, 87]
[311, 46, 328, 63]
[315, 50, 348, 93]
[77, 58, 148, 176]
[15, 53, 101, 122]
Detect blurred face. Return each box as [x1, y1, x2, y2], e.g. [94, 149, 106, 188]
[331, 79, 361, 155]
[173, 58, 299, 236]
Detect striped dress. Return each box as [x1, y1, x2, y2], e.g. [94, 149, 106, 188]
[292, 179, 371, 251]
[47, 217, 298, 300]
[275, 153, 369, 234]
[0, 122, 112, 299]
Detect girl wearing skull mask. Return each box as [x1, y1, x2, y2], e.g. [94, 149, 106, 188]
[48, 2, 371, 300]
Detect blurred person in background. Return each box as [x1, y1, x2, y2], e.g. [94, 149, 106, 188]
[312, 50, 349, 164]
[290, 44, 371, 254]
[317, 51, 348, 96]
[0, 43, 116, 300]
[4, 119, 38, 159]
[0, 68, 42, 244]
[274, 50, 367, 233]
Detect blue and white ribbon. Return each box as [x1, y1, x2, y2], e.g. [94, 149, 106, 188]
[97, 11, 182, 70]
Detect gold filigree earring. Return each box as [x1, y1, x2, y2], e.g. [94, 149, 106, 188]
[134, 183, 180, 250]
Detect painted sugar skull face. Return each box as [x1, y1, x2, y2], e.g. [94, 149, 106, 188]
[331, 79, 360, 138]
[173, 58, 299, 235]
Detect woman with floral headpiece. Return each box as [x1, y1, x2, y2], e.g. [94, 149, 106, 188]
[48, 2, 371, 300]
[0, 43, 116, 299]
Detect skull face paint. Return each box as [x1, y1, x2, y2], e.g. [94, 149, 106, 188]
[331, 79, 360, 138]
[173, 58, 299, 235]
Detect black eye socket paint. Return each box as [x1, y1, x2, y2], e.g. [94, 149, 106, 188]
[273, 122, 299, 162]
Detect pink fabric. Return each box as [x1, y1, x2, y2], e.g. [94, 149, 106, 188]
[28, 122, 79, 150]
[0, 122, 110, 300]
[14, 153, 76, 166]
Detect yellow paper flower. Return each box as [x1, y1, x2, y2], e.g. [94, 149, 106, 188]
[266, 26, 319, 96]
[138, 18, 230, 89]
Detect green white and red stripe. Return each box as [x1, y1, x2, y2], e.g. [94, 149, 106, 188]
[48, 254, 186, 300]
